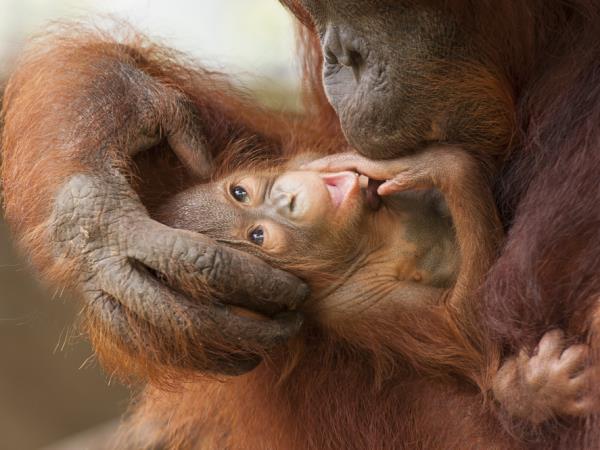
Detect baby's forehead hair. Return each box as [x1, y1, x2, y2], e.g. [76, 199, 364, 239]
[213, 153, 290, 181]
[218, 165, 285, 182]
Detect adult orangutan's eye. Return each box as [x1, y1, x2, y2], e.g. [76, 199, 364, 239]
[249, 227, 264, 246]
[231, 185, 249, 203]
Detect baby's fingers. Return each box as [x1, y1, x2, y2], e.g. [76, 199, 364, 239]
[377, 170, 431, 196]
[303, 152, 396, 180]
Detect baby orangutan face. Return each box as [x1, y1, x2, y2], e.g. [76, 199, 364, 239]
[157, 167, 372, 272]
[157, 162, 456, 333]
[222, 169, 366, 253]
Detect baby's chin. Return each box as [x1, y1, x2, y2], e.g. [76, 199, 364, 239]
[328, 190, 371, 238]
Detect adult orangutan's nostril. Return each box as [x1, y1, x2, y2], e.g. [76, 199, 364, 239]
[323, 26, 344, 65]
[343, 49, 364, 82]
[348, 50, 363, 66]
[322, 25, 366, 83]
[326, 45, 362, 69]
[324, 49, 339, 65]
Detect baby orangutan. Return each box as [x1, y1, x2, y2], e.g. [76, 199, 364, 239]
[141, 146, 595, 449]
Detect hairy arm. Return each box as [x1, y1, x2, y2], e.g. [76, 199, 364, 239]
[305, 147, 600, 424]
[305, 146, 503, 306]
[1, 27, 307, 377]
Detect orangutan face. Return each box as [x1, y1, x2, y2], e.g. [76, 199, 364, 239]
[221, 169, 367, 253]
[158, 168, 372, 263]
[289, 0, 516, 160]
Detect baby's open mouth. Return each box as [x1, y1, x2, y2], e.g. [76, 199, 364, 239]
[365, 178, 383, 211]
[320, 172, 360, 208]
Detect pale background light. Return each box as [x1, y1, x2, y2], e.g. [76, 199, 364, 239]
[0, 0, 299, 86]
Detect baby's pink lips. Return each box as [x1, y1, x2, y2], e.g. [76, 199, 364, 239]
[320, 171, 360, 208]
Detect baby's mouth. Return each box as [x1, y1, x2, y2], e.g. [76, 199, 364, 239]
[320, 172, 360, 208]
[365, 178, 383, 211]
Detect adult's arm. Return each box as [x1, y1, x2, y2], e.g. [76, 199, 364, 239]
[1, 26, 307, 377]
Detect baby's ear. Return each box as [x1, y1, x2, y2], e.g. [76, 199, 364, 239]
[286, 151, 324, 169]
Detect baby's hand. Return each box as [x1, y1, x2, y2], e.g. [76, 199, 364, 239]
[493, 329, 598, 424]
[303, 146, 474, 195]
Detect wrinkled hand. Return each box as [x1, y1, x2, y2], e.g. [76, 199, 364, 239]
[49, 86, 308, 376]
[303, 147, 472, 195]
[493, 330, 599, 424]
[2, 42, 309, 377]
[52, 172, 307, 375]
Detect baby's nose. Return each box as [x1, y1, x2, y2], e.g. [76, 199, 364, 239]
[272, 191, 295, 213]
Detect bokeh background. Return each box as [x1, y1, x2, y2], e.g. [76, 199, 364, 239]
[0, 1, 300, 448]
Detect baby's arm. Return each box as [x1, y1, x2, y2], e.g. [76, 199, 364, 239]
[494, 329, 597, 424]
[305, 148, 598, 424]
[305, 146, 503, 305]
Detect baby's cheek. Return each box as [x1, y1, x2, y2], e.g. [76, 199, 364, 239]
[262, 221, 292, 254]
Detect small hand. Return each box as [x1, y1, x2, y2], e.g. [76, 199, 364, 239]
[493, 329, 599, 424]
[303, 146, 470, 195]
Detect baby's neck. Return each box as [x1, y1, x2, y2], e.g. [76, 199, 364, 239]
[355, 189, 457, 287]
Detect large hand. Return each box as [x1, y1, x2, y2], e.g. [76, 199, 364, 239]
[52, 93, 308, 376]
[1, 37, 308, 377]
[54, 172, 306, 376]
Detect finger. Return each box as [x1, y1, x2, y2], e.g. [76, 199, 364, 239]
[303, 152, 395, 180]
[301, 152, 362, 171]
[559, 344, 590, 374]
[83, 290, 276, 375]
[129, 220, 309, 314]
[568, 369, 594, 393]
[97, 259, 304, 351]
[493, 357, 519, 391]
[517, 348, 532, 365]
[168, 129, 214, 179]
[536, 329, 565, 359]
[378, 179, 410, 196]
[563, 397, 599, 417]
[377, 172, 431, 196]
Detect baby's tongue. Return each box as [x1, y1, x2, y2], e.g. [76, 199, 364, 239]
[366, 178, 382, 211]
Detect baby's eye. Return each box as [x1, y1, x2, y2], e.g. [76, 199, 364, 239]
[249, 227, 264, 246]
[231, 185, 249, 203]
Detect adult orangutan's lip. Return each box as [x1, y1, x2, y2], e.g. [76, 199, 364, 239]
[320, 171, 360, 208]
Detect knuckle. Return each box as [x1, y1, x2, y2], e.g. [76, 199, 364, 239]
[565, 401, 590, 417]
[564, 344, 589, 361]
[197, 244, 233, 284]
[52, 174, 144, 260]
[544, 329, 565, 344]
[494, 361, 518, 395]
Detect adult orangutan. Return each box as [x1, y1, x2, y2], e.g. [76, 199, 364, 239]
[116, 144, 591, 449]
[0, 0, 599, 447]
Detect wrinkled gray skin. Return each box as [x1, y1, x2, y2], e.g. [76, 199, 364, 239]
[52, 172, 305, 374]
[44, 0, 507, 376]
[297, 0, 503, 158]
[42, 60, 308, 374]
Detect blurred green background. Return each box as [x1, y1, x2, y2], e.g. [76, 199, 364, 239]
[0, 1, 299, 448]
